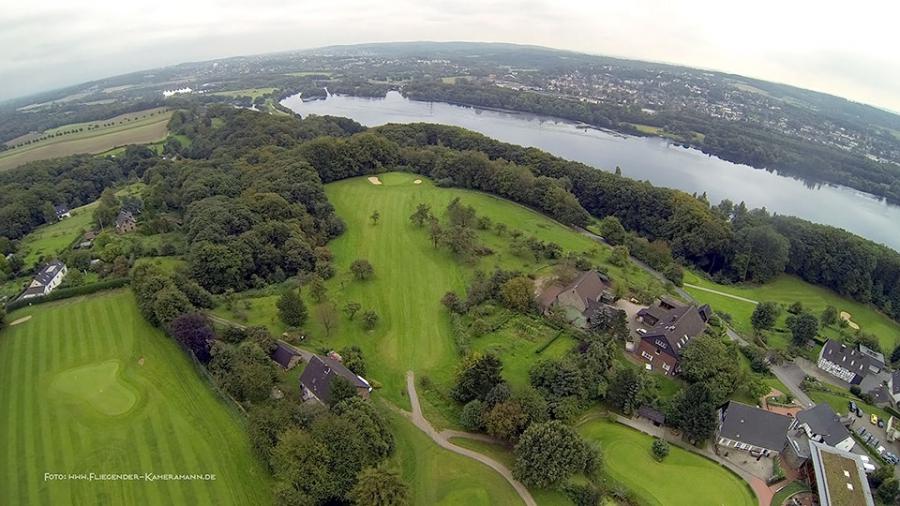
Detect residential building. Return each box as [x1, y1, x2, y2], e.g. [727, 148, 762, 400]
[635, 299, 711, 375]
[299, 355, 371, 404]
[807, 439, 875, 506]
[115, 210, 137, 234]
[54, 205, 71, 220]
[890, 370, 900, 407]
[817, 340, 885, 385]
[20, 261, 67, 300]
[536, 270, 615, 328]
[716, 401, 792, 457]
[792, 404, 855, 452]
[270, 341, 303, 370]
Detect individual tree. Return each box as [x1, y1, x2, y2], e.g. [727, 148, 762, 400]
[891, 344, 900, 365]
[0, 304, 6, 331]
[750, 301, 781, 333]
[877, 478, 899, 504]
[597, 216, 627, 245]
[459, 400, 485, 431]
[452, 353, 503, 403]
[788, 301, 804, 314]
[443, 225, 477, 258]
[428, 217, 443, 248]
[513, 421, 595, 488]
[309, 275, 328, 302]
[500, 277, 534, 313]
[609, 245, 629, 267]
[446, 198, 477, 228]
[409, 203, 432, 227]
[343, 302, 362, 320]
[651, 438, 670, 461]
[270, 428, 332, 504]
[370, 210, 380, 225]
[668, 382, 717, 444]
[786, 312, 819, 345]
[820, 305, 839, 327]
[483, 400, 530, 442]
[349, 467, 409, 506]
[318, 302, 339, 337]
[167, 313, 215, 362]
[607, 367, 644, 415]
[362, 310, 379, 330]
[329, 376, 359, 406]
[733, 225, 790, 282]
[340, 345, 367, 376]
[221, 325, 248, 344]
[679, 335, 741, 404]
[277, 289, 308, 327]
[484, 381, 512, 407]
[350, 259, 375, 280]
[152, 286, 194, 327]
[529, 359, 587, 400]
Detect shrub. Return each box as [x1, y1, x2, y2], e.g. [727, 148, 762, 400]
[651, 438, 670, 461]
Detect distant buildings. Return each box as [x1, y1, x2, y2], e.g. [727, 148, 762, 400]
[817, 340, 885, 385]
[20, 260, 67, 300]
[635, 298, 711, 375]
[299, 355, 371, 405]
[162, 87, 193, 98]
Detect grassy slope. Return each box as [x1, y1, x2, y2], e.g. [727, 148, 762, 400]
[212, 88, 277, 99]
[0, 111, 172, 171]
[19, 202, 97, 269]
[384, 408, 524, 506]
[684, 270, 900, 352]
[0, 290, 271, 505]
[578, 419, 756, 506]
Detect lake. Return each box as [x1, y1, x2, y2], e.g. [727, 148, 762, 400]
[282, 91, 900, 251]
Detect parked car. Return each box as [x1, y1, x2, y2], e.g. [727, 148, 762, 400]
[878, 419, 886, 428]
[857, 407, 864, 417]
[871, 414, 879, 425]
[636, 328, 647, 335]
[850, 400, 858, 412]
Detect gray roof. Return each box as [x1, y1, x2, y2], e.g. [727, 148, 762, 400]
[640, 302, 711, 358]
[33, 260, 65, 286]
[820, 340, 884, 383]
[299, 355, 369, 404]
[719, 401, 792, 452]
[271, 342, 301, 369]
[796, 404, 852, 447]
[116, 210, 136, 227]
[893, 371, 900, 395]
[638, 405, 665, 424]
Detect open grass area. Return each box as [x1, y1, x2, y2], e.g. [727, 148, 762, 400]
[211, 88, 277, 99]
[18, 202, 96, 269]
[578, 419, 756, 506]
[214, 172, 665, 426]
[0, 109, 172, 171]
[383, 408, 523, 505]
[684, 270, 900, 353]
[0, 290, 271, 505]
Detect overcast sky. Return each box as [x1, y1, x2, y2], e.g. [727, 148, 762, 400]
[2, 0, 899, 111]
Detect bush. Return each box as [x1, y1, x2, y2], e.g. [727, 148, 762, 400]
[651, 438, 669, 461]
[460, 400, 485, 430]
[5, 278, 130, 311]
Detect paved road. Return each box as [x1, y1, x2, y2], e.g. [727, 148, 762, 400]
[404, 371, 536, 506]
[683, 283, 759, 305]
[770, 363, 815, 408]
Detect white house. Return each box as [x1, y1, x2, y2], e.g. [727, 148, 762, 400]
[20, 261, 67, 300]
[817, 340, 885, 385]
[791, 404, 855, 452]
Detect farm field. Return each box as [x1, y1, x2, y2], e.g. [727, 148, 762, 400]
[0, 109, 172, 171]
[684, 270, 900, 352]
[0, 290, 271, 505]
[213, 172, 666, 424]
[211, 88, 277, 99]
[384, 408, 524, 506]
[578, 418, 756, 506]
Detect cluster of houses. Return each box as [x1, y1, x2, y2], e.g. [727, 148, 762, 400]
[816, 339, 900, 408]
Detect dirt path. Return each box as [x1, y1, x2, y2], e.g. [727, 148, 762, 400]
[404, 371, 536, 506]
[683, 283, 759, 304]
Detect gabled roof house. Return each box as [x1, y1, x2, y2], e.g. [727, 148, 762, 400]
[636, 298, 711, 375]
[20, 260, 67, 300]
[299, 355, 371, 404]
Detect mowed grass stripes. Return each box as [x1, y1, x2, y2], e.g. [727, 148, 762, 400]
[0, 290, 271, 505]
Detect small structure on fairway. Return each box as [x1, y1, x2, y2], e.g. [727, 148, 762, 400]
[299, 354, 371, 404]
[20, 260, 68, 300]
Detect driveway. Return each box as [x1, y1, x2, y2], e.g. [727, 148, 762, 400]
[770, 362, 815, 408]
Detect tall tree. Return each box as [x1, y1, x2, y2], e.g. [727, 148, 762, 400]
[513, 421, 595, 488]
[349, 467, 409, 506]
[750, 301, 781, 333]
[668, 382, 717, 444]
[786, 312, 819, 345]
[277, 288, 308, 327]
[452, 353, 503, 403]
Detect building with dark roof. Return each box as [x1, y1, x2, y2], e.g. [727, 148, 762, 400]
[20, 260, 67, 300]
[637, 405, 665, 426]
[817, 340, 885, 385]
[299, 355, 371, 405]
[716, 401, 792, 457]
[889, 371, 900, 407]
[792, 404, 854, 452]
[270, 341, 302, 370]
[536, 270, 615, 328]
[54, 205, 70, 220]
[636, 298, 711, 375]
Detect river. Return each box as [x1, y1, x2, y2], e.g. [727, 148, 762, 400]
[281, 91, 900, 251]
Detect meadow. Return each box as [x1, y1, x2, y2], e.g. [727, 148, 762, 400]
[684, 270, 900, 352]
[0, 290, 271, 505]
[18, 202, 97, 269]
[578, 418, 756, 506]
[211, 88, 277, 99]
[0, 109, 172, 171]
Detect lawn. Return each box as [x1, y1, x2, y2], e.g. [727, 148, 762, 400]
[0, 290, 271, 505]
[384, 408, 523, 505]
[684, 270, 900, 353]
[214, 172, 666, 426]
[18, 202, 96, 269]
[578, 419, 756, 506]
[0, 109, 173, 171]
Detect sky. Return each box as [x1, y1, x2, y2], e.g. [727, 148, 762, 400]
[2, 0, 899, 112]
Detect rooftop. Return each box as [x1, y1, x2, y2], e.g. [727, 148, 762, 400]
[719, 401, 792, 451]
[809, 439, 874, 506]
[299, 355, 370, 404]
[796, 404, 851, 447]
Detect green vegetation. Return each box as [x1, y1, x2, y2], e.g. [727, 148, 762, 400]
[211, 88, 277, 99]
[18, 202, 96, 269]
[578, 419, 756, 506]
[770, 481, 810, 506]
[684, 270, 900, 352]
[384, 409, 523, 505]
[0, 109, 172, 171]
[0, 290, 271, 505]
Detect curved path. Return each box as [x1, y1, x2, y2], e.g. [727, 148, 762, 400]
[403, 371, 536, 506]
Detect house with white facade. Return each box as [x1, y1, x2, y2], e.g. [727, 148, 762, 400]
[817, 340, 885, 385]
[20, 261, 67, 300]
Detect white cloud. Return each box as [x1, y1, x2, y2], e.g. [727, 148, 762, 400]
[1, 0, 898, 111]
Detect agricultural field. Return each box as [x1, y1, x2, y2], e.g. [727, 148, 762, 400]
[213, 172, 666, 426]
[0, 109, 172, 171]
[211, 88, 277, 99]
[578, 419, 756, 506]
[0, 290, 271, 505]
[684, 270, 900, 353]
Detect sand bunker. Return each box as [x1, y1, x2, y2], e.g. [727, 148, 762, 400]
[9, 315, 32, 326]
[840, 311, 861, 330]
[367, 176, 382, 185]
[413, 179, 422, 185]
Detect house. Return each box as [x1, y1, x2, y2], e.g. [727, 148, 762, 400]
[115, 210, 137, 234]
[54, 205, 71, 220]
[716, 401, 792, 457]
[270, 341, 302, 370]
[889, 370, 900, 407]
[536, 270, 615, 328]
[299, 355, 371, 404]
[806, 439, 875, 506]
[792, 404, 854, 452]
[635, 299, 711, 375]
[20, 261, 67, 300]
[817, 340, 885, 385]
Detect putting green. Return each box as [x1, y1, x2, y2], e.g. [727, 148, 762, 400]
[51, 359, 139, 416]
